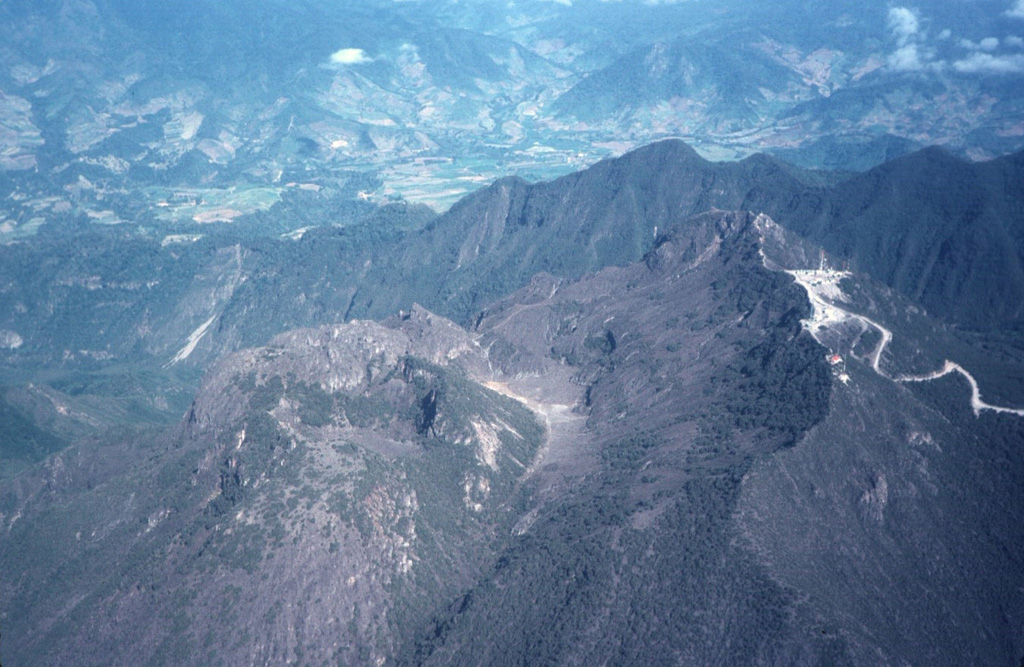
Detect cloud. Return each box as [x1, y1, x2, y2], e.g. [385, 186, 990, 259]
[885, 5, 1024, 74]
[888, 44, 925, 71]
[888, 7, 920, 46]
[960, 37, 1000, 51]
[329, 48, 372, 66]
[953, 52, 1024, 73]
[884, 6, 950, 72]
[885, 7, 940, 71]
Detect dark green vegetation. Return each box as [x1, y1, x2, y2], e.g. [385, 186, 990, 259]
[0, 371, 197, 480]
[408, 478, 854, 666]
[738, 363, 1024, 666]
[0, 394, 64, 478]
[770, 134, 922, 173]
[360, 140, 1024, 337]
[770, 147, 1024, 331]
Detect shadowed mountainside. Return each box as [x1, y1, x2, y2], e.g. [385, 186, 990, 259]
[339, 140, 1024, 338]
[3, 141, 1023, 488]
[0, 211, 834, 663]
[4, 140, 1020, 383]
[4, 210, 1022, 664]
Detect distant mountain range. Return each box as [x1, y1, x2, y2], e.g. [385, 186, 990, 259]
[3, 0, 1024, 228]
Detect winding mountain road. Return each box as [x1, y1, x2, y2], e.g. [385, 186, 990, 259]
[786, 269, 1024, 418]
[897, 360, 1024, 417]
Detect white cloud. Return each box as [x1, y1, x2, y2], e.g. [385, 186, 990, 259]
[886, 7, 944, 71]
[887, 5, 1024, 74]
[888, 44, 925, 71]
[888, 7, 920, 46]
[960, 37, 1000, 51]
[329, 48, 372, 66]
[953, 52, 1024, 73]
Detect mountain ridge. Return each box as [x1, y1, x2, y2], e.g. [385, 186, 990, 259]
[4, 206, 1024, 664]
[4, 139, 1023, 407]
